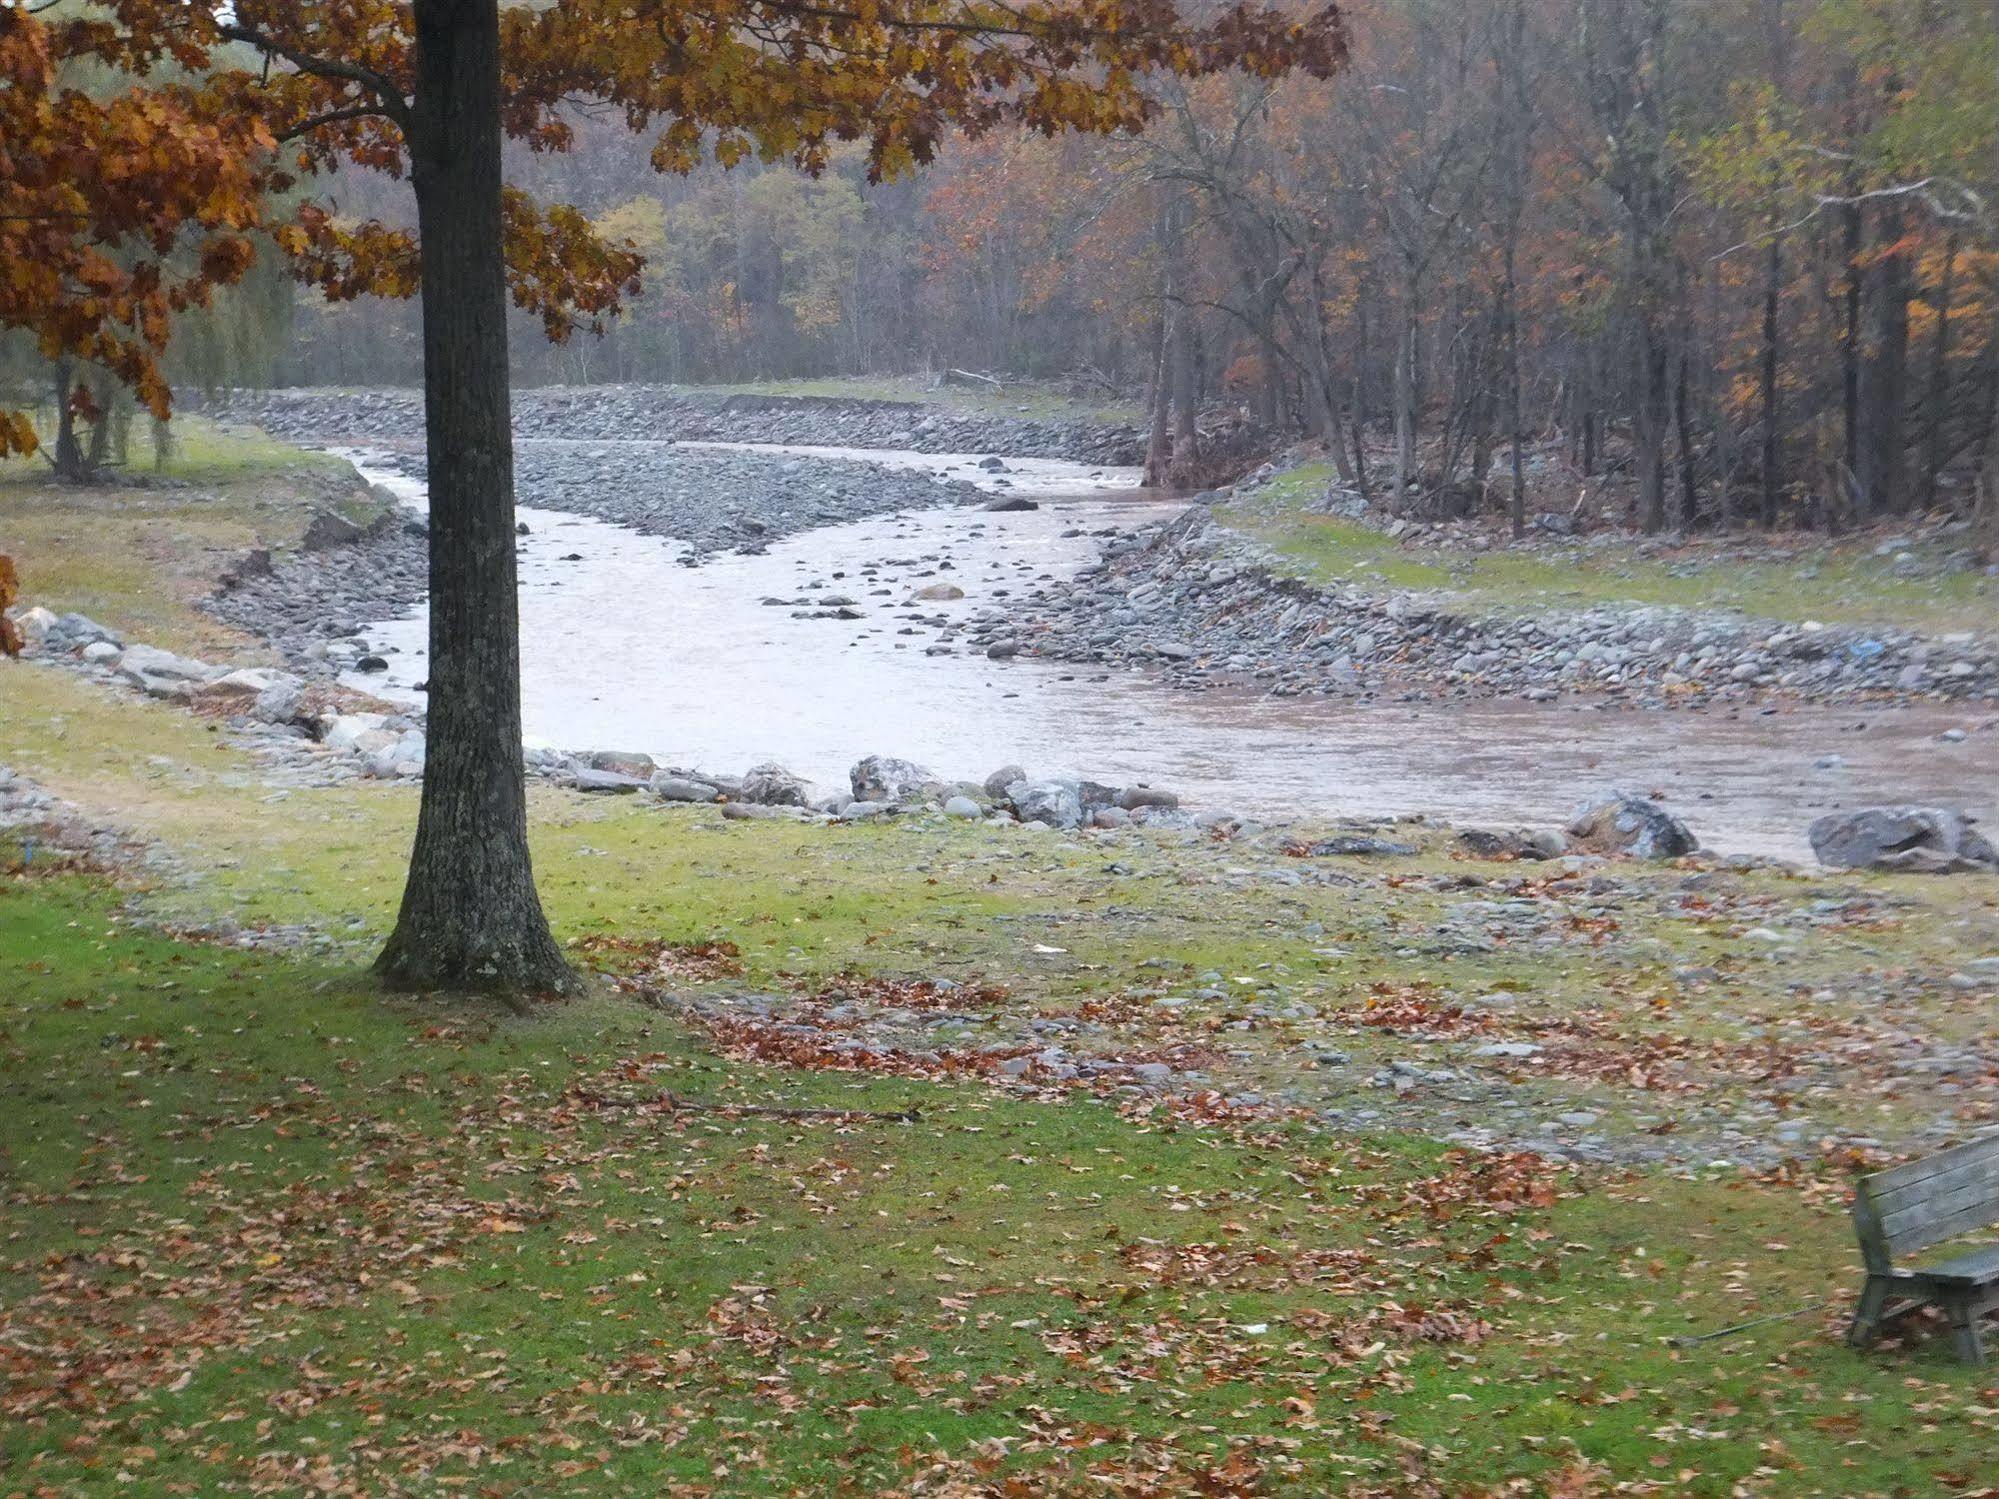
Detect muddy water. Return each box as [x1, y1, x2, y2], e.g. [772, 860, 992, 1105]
[337, 445, 1996, 861]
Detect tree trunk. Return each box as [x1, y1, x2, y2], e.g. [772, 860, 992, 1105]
[1143, 311, 1171, 487]
[1393, 279, 1417, 510]
[1506, 252, 1526, 539]
[1759, 235, 1783, 526]
[1856, 202, 1910, 515]
[50, 360, 85, 480]
[1636, 316, 1668, 533]
[1919, 234, 1957, 508]
[1673, 346, 1697, 533]
[376, 0, 573, 997]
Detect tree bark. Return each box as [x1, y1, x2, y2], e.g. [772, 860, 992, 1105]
[376, 0, 573, 997]
[1919, 233, 1957, 509]
[50, 360, 85, 481]
[1856, 201, 1910, 515]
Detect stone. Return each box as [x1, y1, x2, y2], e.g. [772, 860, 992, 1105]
[850, 754, 934, 805]
[118, 642, 216, 685]
[913, 583, 965, 601]
[1456, 827, 1567, 860]
[1115, 785, 1180, 812]
[1091, 806, 1132, 829]
[1005, 778, 1084, 830]
[1131, 1062, 1173, 1085]
[1301, 835, 1417, 857]
[738, 762, 810, 806]
[649, 773, 721, 803]
[983, 496, 1038, 513]
[47, 612, 121, 649]
[573, 767, 648, 793]
[252, 679, 306, 725]
[1566, 793, 1698, 859]
[943, 795, 982, 819]
[9, 605, 57, 647]
[80, 640, 121, 665]
[586, 749, 658, 780]
[983, 764, 1027, 800]
[322, 713, 390, 752]
[194, 667, 298, 702]
[301, 508, 367, 550]
[1807, 806, 1999, 874]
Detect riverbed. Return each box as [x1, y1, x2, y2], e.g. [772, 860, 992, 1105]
[330, 442, 1995, 861]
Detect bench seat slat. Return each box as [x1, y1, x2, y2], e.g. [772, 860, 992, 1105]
[1917, 1243, 1999, 1289]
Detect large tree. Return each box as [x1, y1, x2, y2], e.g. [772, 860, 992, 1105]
[3, 0, 1343, 995]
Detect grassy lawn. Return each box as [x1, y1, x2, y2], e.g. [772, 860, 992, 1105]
[1226, 463, 1999, 635]
[5, 862, 1995, 1496]
[0, 418, 363, 658]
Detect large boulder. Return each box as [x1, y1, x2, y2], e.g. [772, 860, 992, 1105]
[586, 749, 658, 780]
[1566, 793, 1698, 860]
[301, 508, 367, 550]
[7, 605, 57, 650]
[45, 612, 121, 651]
[850, 755, 934, 805]
[1005, 778, 1084, 829]
[117, 643, 218, 698]
[984, 764, 1028, 800]
[1808, 807, 1998, 874]
[1456, 827, 1568, 861]
[193, 667, 299, 703]
[649, 772, 721, 803]
[738, 762, 810, 807]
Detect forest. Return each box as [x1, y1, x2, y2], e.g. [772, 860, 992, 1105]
[56, 0, 1986, 536]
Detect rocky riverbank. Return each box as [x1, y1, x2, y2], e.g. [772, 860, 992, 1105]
[201, 384, 1149, 464]
[1014, 501, 1999, 707]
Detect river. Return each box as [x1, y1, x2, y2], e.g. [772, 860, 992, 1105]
[335, 441, 1995, 861]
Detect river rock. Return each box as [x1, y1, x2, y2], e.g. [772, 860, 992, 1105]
[984, 496, 1039, 513]
[984, 764, 1027, 799]
[586, 749, 658, 780]
[851, 755, 934, 805]
[739, 762, 810, 806]
[45, 612, 122, 651]
[194, 667, 299, 703]
[1005, 778, 1084, 829]
[1808, 807, 1999, 874]
[253, 678, 307, 724]
[913, 583, 966, 601]
[944, 795, 982, 819]
[118, 643, 217, 689]
[650, 772, 721, 803]
[8, 605, 57, 648]
[1566, 793, 1698, 859]
[322, 713, 389, 752]
[1115, 785, 1180, 812]
[301, 508, 367, 550]
[1457, 827, 1568, 860]
[572, 766, 647, 793]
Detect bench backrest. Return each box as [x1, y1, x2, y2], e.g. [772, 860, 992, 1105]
[1853, 1132, 1999, 1274]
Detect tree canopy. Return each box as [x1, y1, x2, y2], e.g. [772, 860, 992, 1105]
[0, 0, 1345, 452]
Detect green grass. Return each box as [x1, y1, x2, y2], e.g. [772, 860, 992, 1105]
[4, 867, 1995, 1496]
[1227, 463, 1999, 633]
[0, 419, 366, 657]
[685, 373, 1143, 426]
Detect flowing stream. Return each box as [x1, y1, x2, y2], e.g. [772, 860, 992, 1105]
[334, 442, 1995, 860]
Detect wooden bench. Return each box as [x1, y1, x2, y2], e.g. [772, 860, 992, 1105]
[1849, 1132, 1999, 1364]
